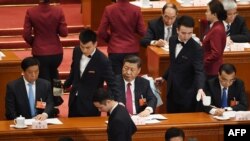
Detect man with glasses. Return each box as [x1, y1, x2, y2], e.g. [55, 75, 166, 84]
[140, 3, 178, 47]
[203, 63, 248, 116]
[221, 0, 250, 44]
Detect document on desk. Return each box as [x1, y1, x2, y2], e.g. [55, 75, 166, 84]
[131, 114, 167, 125]
[25, 118, 63, 125]
[148, 114, 167, 120]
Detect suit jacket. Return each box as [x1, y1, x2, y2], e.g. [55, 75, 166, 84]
[229, 15, 250, 42]
[108, 104, 137, 141]
[203, 77, 248, 113]
[97, 0, 145, 54]
[64, 47, 119, 116]
[23, 3, 68, 56]
[115, 75, 157, 114]
[202, 21, 226, 76]
[5, 77, 54, 120]
[163, 35, 205, 108]
[140, 17, 178, 47]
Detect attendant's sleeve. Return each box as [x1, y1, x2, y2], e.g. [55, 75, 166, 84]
[44, 82, 54, 117]
[57, 8, 68, 37]
[97, 8, 110, 43]
[23, 10, 34, 47]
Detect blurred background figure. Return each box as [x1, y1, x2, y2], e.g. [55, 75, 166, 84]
[221, 0, 250, 45]
[141, 3, 178, 48]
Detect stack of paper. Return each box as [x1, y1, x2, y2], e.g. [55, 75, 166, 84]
[25, 118, 63, 126]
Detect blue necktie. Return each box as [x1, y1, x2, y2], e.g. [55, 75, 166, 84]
[28, 83, 36, 117]
[221, 88, 228, 108]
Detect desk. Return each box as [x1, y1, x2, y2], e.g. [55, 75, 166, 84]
[0, 50, 21, 120]
[0, 112, 249, 141]
[147, 46, 250, 113]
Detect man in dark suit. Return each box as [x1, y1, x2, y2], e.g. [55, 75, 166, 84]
[93, 88, 136, 141]
[140, 3, 178, 47]
[155, 15, 205, 113]
[63, 29, 119, 117]
[222, 0, 250, 44]
[98, 0, 145, 75]
[116, 55, 157, 116]
[203, 63, 248, 116]
[5, 57, 54, 120]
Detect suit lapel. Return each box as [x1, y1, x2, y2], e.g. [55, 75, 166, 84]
[80, 49, 98, 79]
[19, 78, 32, 116]
[213, 78, 222, 107]
[158, 18, 165, 39]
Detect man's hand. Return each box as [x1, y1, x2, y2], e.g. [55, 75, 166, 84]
[214, 108, 225, 116]
[155, 39, 167, 47]
[154, 77, 164, 87]
[196, 89, 206, 101]
[34, 113, 48, 121]
[138, 109, 151, 117]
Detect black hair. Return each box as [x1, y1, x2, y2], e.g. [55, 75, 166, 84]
[79, 28, 97, 44]
[165, 127, 185, 141]
[162, 3, 178, 14]
[93, 88, 114, 105]
[177, 15, 195, 28]
[123, 55, 142, 68]
[208, 0, 227, 21]
[219, 63, 236, 75]
[21, 57, 40, 71]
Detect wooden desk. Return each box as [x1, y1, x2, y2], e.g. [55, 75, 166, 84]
[0, 112, 249, 141]
[147, 46, 250, 113]
[0, 50, 21, 120]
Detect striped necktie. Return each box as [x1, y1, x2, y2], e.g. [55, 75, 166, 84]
[226, 24, 230, 36]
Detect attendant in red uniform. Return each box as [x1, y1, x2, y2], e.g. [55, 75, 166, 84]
[98, 0, 146, 75]
[23, 0, 68, 82]
[202, 0, 227, 80]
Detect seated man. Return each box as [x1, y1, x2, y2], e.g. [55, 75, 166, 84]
[93, 88, 136, 141]
[5, 57, 54, 120]
[203, 63, 248, 116]
[140, 3, 178, 47]
[116, 55, 157, 117]
[165, 127, 185, 141]
[222, 0, 250, 44]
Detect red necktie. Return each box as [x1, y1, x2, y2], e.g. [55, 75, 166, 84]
[126, 83, 133, 114]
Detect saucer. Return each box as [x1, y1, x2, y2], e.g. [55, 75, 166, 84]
[14, 125, 28, 129]
[213, 116, 230, 121]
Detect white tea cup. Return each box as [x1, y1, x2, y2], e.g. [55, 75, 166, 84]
[202, 96, 211, 106]
[14, 115, 25, 127]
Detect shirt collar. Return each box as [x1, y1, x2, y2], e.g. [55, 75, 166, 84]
[23, 77, 36, 85]
[123, 79, 135, 86]
[110, 102, 118, 114]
